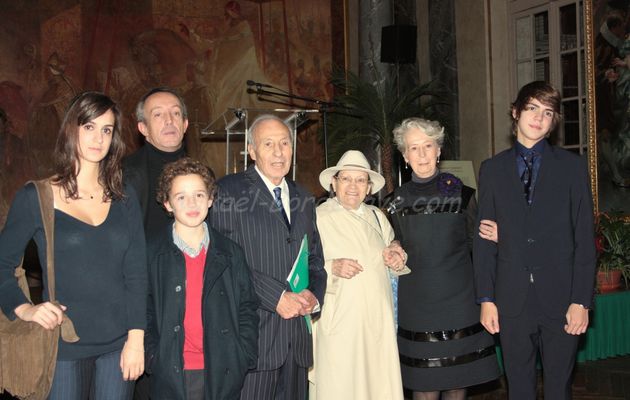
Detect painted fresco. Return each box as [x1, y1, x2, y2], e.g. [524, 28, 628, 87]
[0, 0, 334, 227]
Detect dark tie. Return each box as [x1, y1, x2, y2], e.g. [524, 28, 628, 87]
[520, 151, 535, 205]
[273, 187, 290, 227]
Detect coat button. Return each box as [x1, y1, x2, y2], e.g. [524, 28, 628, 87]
[527, 238, 535, 244]
[220, 328, 229, 335]
[225, 368, 230, 375]
[220, 290, 225, 296]
[174, 325, 181, 332]
[174, 366, 180, 373]
[175, 285, 182, 292]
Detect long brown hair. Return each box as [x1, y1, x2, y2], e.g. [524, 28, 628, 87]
[52, 91, 125, 200]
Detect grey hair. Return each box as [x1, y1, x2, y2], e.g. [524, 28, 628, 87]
[247, 114, 293, 147]
[392, 117, 445, 153]
[135, 87, 188, 123]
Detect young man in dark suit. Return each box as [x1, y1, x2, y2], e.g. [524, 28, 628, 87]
[473, 81, 596, 400]
[210, 114, 326, 400]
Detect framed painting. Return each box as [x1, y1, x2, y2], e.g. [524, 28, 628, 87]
[584, 0, 630, 215]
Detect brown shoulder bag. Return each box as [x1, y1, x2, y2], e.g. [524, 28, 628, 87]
[0, 179, 79, 400]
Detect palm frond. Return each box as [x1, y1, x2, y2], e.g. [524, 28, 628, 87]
[321, 68, 452, 188]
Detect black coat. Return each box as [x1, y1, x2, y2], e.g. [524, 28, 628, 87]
[146, 225, 260, 400]
[122, 143, 186, 237]
[122, 143, 151, 222]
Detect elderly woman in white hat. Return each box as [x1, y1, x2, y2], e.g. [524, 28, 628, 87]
[309, 150, 407, 400]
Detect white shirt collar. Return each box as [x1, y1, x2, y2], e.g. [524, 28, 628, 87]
[172, 222, 210, 257]
[254, 165, 291, 221]
[254, 165, 288, 193]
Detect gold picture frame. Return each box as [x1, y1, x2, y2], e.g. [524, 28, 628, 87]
[584, 1, 630, 216]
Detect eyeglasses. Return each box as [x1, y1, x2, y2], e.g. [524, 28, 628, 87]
[334, 175, 371, 186]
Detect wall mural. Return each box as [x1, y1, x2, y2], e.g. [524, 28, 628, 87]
[0, 0, 336, 227]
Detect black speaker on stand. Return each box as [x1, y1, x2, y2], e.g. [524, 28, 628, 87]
[381, 25, 417, 186]
[380, 25, 417, 64]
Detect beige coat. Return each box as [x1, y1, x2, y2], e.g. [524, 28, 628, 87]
[310, 198, 403, 400]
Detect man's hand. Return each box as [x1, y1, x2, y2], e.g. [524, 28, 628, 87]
[296, 289, 318, 315]
[564, 303, 589, 335]
[14, 302, 66, 330]
[276, 292, 308, 319]
[332, 258, 363, 279]
[479, 219, 498, 243]
[480, 302, 500, 334]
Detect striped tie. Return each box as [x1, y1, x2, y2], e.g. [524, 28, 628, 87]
[521, 151, 535, 205]
[273, 187, 290, 227]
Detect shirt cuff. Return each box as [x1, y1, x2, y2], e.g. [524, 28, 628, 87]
[476, 297, 495, 304]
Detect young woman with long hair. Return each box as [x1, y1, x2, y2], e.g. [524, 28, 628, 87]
[0, 92, 147, 400]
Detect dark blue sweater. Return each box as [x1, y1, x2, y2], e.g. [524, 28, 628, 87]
[0, 182, 147, 360]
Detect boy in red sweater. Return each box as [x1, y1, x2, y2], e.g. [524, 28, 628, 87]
[146, 158, 260, 400]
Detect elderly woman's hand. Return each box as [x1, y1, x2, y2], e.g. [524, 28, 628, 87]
[478, 219, 498, 243]
[383, 241, 407, 271]
[332, 258, 363, 279]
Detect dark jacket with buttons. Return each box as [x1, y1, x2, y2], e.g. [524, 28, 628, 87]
[146, 224, 260, 400]
[473, 141, 596, 318]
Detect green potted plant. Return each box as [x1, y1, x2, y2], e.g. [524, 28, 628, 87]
[595, 210, 630, 292]
[324, 68, 449, 193]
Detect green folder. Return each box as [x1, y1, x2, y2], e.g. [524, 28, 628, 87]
[286, 234, 312, 333]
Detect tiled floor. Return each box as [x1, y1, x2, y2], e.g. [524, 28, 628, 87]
[466, 355, 630, 400]
[2, 355, 629, 399]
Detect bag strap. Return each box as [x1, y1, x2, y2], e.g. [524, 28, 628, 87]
[29, 179, 56, 302]
[372, 210, 383, 231]
[371, 209, 386, 244]
[29, 179, 80, 342]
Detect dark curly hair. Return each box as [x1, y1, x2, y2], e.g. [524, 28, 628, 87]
[156, 157, 216, 206]
[52, 91, 125, 201]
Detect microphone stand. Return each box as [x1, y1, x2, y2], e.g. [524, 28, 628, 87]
[248, 85, 349, 168]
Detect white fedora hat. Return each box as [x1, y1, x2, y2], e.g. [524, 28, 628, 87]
[319, 150, 385, 192]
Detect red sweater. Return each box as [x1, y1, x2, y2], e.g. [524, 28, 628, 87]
[183, 247, 207, 370]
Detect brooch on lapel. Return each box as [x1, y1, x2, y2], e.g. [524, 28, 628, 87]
[437, 173, 462, 197]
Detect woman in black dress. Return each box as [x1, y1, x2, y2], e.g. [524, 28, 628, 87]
[387, 118, 500, 400]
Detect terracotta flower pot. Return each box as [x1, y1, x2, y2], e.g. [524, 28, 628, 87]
[597, 270, 622, 293]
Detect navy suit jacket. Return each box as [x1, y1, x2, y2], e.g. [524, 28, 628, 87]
[473, 140, 596, 318]
[210, 166, 326, 370]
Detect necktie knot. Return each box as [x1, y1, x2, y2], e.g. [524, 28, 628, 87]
[522, 151, 536, 166]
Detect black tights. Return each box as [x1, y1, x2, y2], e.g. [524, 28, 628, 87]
[412, 388, 466, 400]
